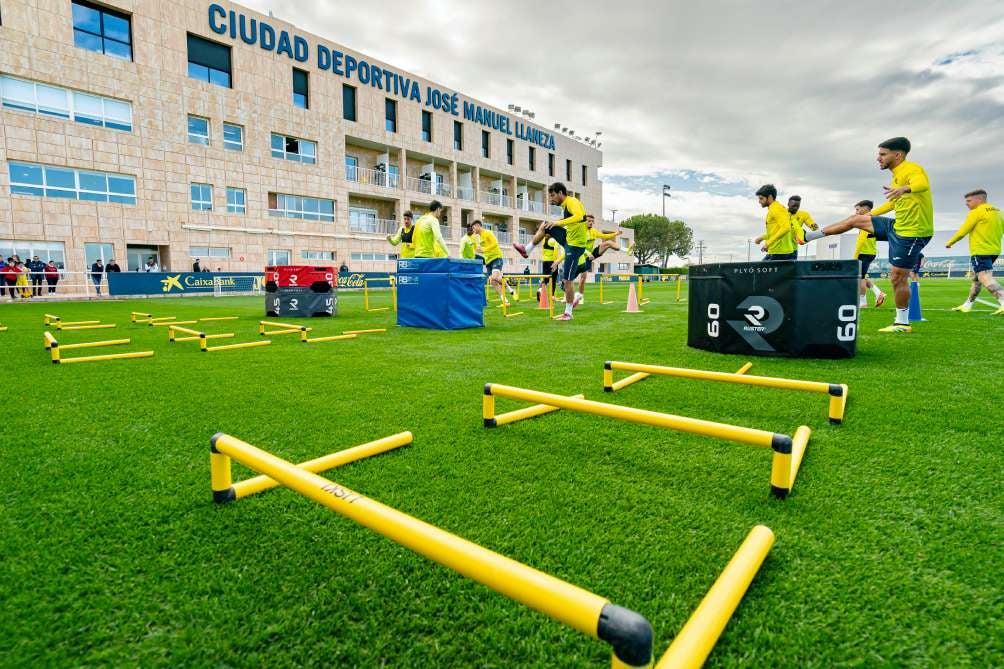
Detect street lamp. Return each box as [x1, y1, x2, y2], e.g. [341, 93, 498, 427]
[662, 184, 671, 218]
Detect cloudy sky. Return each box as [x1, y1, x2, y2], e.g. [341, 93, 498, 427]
[246, 0, 1004, 262]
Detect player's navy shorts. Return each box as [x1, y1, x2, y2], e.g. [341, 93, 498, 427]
[971, 254, 998, 274]
[561, 245, 587, 282]
[763, 252, 797, 262]
[858, 254, 876, 278]
[486, 257, 504, 274]
[870, 216, 930, 270]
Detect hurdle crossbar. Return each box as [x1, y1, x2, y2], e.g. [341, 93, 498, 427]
[301, 332, 357, 344]
[203, 340, 271, 352]
[150, 320, 196, 327]
[655, 525, 774, 669]
[174, 333, 234, 343]
[58, 323, 116, 331]
[0, 325, 7, 332]
[199, 316, 239, 322]
[44, 331, 129, 351]
[46, 333, 153, 364]
[603, 361, 849, 424]
[55, 320, 100, 328]
[342, 328, 386, 335]
[209, 433, 654, 668]
[130, 311, 151, 323]
[484, 383, 809, 498]
[259, 320, 310, 336]
[44, 314, 61, 325]
[491, 394, 585, 427]
[147, 316, 177, 323]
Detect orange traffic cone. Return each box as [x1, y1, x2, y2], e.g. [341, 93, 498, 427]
[624, 282, 643, 313]
[537, 280, 551, 310]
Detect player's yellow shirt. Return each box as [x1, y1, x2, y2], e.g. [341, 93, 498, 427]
[460, 234, 477, 259]
[764, 200, 797, 254]
[946, 203, 1003, 256]
[790, 210, 817, 243]
[388, 225, 416, 258]
[552, 196, 589, 248]
[869, 160, 934, 238]
[541, 237, 564, 262]
[853, 230, 877, 257]
[588, 228, 619, 242]
[479, 229, 502, 263]
[412, 213, 448, 258]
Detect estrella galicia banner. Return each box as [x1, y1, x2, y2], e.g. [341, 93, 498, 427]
[687, 261, 859, 358]
[107, 272, 261, 296]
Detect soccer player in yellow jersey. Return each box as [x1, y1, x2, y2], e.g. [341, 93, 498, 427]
[412, 200, 449, 258]
[946, 189, 1004, 315]
[470, 219, 512, 306]
[787, 195, 817, 246]
[803, 137, 933, 332]
[851, 199, 886, 308]
[460, 223, 478, 261]
[576, 215, 621, 301]
[513, 182, 589, 320]
[536, 234, 564, 302]
[386, 211, 416, 258]
[753, 185, 798, 260]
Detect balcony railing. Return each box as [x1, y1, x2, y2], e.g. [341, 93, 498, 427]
[518, 229, 532, 244]
[348, 216, 398, 235]
[406, 176, 453, 198]
[482, 192, 513, 209]
[516, 198, 546, 214]
[496, 231, 512, 244]
[456, 186, 476, 202]
[440, 224, 453, 240]
[346, 165, 400, 189]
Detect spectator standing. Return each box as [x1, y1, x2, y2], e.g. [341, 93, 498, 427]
[44, 260, 60, 294]
[90, 259, 104, 296]
[106, 258, 121, 273]
[145, 256, 159, 272]
[3, 257, 17, 298]
[193, 258, 202, 272]
[339, 261, 349, 273]
[27, 255, 45, 297]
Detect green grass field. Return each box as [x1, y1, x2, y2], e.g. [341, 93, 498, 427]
[1, 279, 1001, 667]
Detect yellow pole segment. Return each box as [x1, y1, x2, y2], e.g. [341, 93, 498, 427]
[343, 329, 386, 335]
[151, 320, 196, 327]
[211, 433, 611, 638]
[486, 384, 780, 448]
[58, 351, 154, 364]
[206, 340, 271, 352]
[828, 384, 849, 424]
[58, 320, 100, 326]
[61, 324, 117, 331]
[169, 325, 202, 337]
[233, 432, 413, 499]
[44, 314, 61, 325]
[611, 372, 650, 392]
[608, 362, 833, 395]
[735, 362, 753, 375]
[200, 316, 239, 321]
[491, 394, 585, 427]
[263, 328, 301, 336]
[43, 332, 58, 349]
[655, 525, 775, 669]
[676, 276, 683, 302]
[59, 339, 130, 350]
[364, 279, 370, 311]
[174, 334, 233, 343]
[306, 334, 357, 343]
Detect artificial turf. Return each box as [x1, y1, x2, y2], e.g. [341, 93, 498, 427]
[1, 280, 1001, 667]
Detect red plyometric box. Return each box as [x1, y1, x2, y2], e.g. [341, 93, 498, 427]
[265, 265, 335, 292]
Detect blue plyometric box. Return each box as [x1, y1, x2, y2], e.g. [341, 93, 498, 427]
[397, 273, 485, 330]
[397, 258, 484, 275]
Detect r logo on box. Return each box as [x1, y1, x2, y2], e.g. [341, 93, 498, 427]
[727, 296, 784, 352]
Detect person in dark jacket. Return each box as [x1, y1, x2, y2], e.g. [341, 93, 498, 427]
[90, 259, 104, 296]
[27, 256, 45, 296]
[44, 260, 60, 294]
[193, 258, 202, 272]
[106, 258, 121, 273]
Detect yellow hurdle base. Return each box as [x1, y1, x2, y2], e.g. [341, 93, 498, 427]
[263, 328, 301, 336]
[205, 340, 272, 352]
[174, 333, 235, 343]
[343, 328, 386, 335]
[303, 334, 357, 344]
[199, 316, 239, 321]
[60, 323, 117, 331]
[57, 351, 154, 364]
[151, 320, 197, 327]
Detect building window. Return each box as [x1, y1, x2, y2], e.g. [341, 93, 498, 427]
[506, 139, 514, 165]
[566, 159, 572, 181]
[529, 147, 536, 171]
[302, 250, 335, 261]
[190, 183, 213, 211]
[617, 262, 631, 272]
[187, 115, 209, 145]
[345, 155, 359, 181]
[187, 33, 232, 88]
[271, 133, 316, 164]
[226, 187, 246, 214]
[223, 122, 243, 151]
[72, 1, 132, 61]
[8, 162, 135, 204]
[421, 110, 432, 142]
[349, 207, 379, 233]
[190, 246, 230, 258]
[268, 249, 291, 265]
[292, 68, 309, 109]
[0, 75, 132, 131]
[351, 252, 396, 262]
[582, 164, 588, 186]
[268, 192, 335, 222]
[0, 240, 66, 268]
[454, 121, 463, 151]
[342, 84, 356, 122]
[385, 98, 397, 132]
[84, 242, 115, 266]
[481, 131, 490, 159]
[548, 153, 555, 177]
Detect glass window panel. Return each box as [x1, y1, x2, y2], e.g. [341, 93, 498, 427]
[102, 14, 131, 43]
[35, 84, 69, 117]
[71, 3, 102, 33]
[74, 93, 104, 124]
[107, 176, 134, 195]
[2, 77, 37, 111]
[79, 171, 108, 192]
[188, 62, 209, 82]
[46, 187, 77, 199]
[209, 69, 230, 88]
[9, 163, 44, 186]
[73, 29, 103, 53]
[102, 99, 132, 128]
[45, 167, 76, 189]
[103, 38, 132, 61]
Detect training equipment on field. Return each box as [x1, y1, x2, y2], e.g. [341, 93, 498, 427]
[266, 265, 336, 317]
[908, 281, 926, 322]
[150, 320, 197, 327]
[603, 360, 849, 424]
[201, 339, 272, 353]
[43, 314, 61, 325]
[167, 324, 236, 345]
[624, 283, 643, 313]
[259, 320, 311, 336]
[363, 276, 397, 312]
[199, 316, 239, 322]
[342, 328, 386, 335]
[688, 260, 858, 358]
[57, 322, 116, 331]
[209, 431, 775, 667]
[44, 331, 153, 364]
[397, 258, 484, 330]
[537, 280, 551, 311]
[301, 332, 357, 344]
[483, 383, 811, 498]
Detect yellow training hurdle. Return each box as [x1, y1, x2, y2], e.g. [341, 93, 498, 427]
[44, 331, 153, 364]
[44, 313, 61, 325]
[301, 332, 357, 344]
[167, 324, 236, 345]
[209, 432, 775, 667]
[363, 276, 397, 312]
[150, 320, 197, 327]
[201, 339, 272, 353]
[483, 383, 811, 498]
[57, 322, 116, 331]
[343, 328, 386, 335]
[199, 316, 239, 322]
[130, 311, 151, 323]
[259, 320, 311, 336]
[603, 361, 849, 424]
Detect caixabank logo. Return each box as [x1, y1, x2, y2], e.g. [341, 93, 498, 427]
[726, 296, 784, 352]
